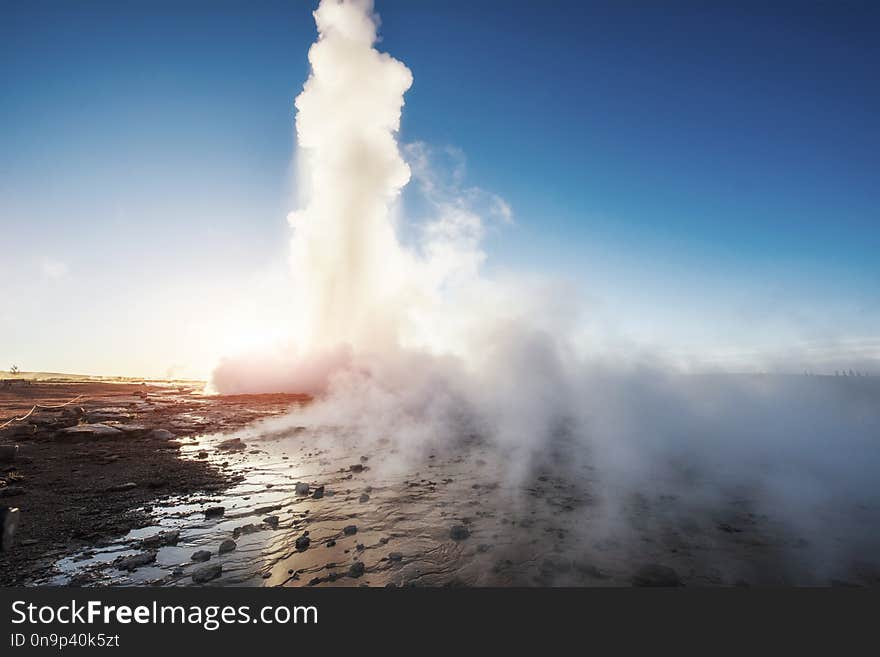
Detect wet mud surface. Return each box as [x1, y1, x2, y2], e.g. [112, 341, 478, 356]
[2, 380, 878, 587]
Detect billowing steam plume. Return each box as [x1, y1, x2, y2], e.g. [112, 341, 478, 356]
[213, 0, 880, 581]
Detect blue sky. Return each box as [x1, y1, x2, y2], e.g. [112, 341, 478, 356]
[1, 0, 878, 377]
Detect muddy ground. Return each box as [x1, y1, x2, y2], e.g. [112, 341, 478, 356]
[1, 378, 878, 587]
[0, 380, 306, 585]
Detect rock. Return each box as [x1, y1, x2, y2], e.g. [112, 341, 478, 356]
[264, 515, 279, 528]
[84, 409, 132, 423]
[295, 534, 310, 551]
[343, 525, 358, 536]
[358, 493, 370, 503]
[312, 485, 325, 499]
[450, 525, 470, 540]
[115, 551, 157, 571]
[192, 564, 222, 583]
[204, 506, 225, 518]
[349, 464, 364, 473]
[58, 424, 123, 440]
[107, 482, 138, 493]
[348, 561, 365, 578]
[0, 444, 19, 463]
[254, 504, 281, 515]
[141, 529, 180, 548]
[218, 539, 236, 554]
[191, 550, 212, 562]
[233, 523, 257, 538]
[295, 482, 310, 495]
[217, 437, 245, 451]
[112, 424, 148, 434]
[632, 564, 682, 587]
[388, 552, 403, 561]
[147, 429, 176, 441]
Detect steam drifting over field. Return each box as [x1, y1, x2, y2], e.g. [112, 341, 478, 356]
[212, 0, 880, 581]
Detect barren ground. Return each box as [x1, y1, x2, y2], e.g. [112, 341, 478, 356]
[1, 377, 878, 587]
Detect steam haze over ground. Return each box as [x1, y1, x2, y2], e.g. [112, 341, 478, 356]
[208, 0, 880, 583]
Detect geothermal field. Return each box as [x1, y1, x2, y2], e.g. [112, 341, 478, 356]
[2, 373, 879, 587]
[2, 0, 878, 592]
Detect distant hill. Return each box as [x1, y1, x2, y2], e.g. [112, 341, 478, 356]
[0, 371, 204, 384]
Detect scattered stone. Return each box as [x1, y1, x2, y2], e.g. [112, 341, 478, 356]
[111, 423, 148, 434]
[254, 504, 282, 515]
[343, 525, 357, 536]
[233, 524, 257, 538]
[107, 482, 138, 493]
[348, 561, 365, 578]
[450, 525, 470, 540]
[295, 482, 310, 496]
[191, 550, 212, 562]
[312, 485, 325, 499]
[388, 552, 403, 561]
[295, 534, 311, 551]
[358, 493, 370, 503]
[218, 539, 236, 554]
[192, 564, 222, 583]
[632, 564, 682, 587]
[326, 540, 336, 548]
[141, 529, 180, 549]
[58, 424, 123, 439]
[204, 506, 225, 518]
[147, 429, 176, 441]
[264, 515, 279, 528]
[349, 464, 364, 473]
[196, 451, 209, 459]
[217, 437, 245, 451]
[115, 551, 157, 571]
[84, 408, 132, 423]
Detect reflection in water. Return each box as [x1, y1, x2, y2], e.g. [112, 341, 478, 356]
[40, 411, 878, 587]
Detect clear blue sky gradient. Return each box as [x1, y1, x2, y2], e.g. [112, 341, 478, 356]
[1, 0, 878, 376]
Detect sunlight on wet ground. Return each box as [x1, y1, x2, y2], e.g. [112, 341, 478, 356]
[36, 408, 880, 588]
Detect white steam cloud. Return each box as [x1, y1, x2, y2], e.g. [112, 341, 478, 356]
[213, 0, 880, 581]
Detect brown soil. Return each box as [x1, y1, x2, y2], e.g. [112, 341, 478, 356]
[0, 380, 308, 585]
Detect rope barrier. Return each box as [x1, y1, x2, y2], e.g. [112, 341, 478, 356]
[0, 394, 86, 430]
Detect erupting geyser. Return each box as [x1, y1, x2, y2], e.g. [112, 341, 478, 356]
[288, 0, 414, 353]
[210, 0, 880, 581]
[213, 0, 503, 394]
